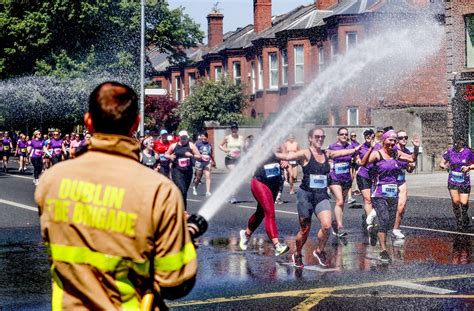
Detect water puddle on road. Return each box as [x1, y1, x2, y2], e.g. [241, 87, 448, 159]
[195, 233, 472, 282]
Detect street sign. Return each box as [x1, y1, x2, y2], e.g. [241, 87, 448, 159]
[145, 88, 167, 96]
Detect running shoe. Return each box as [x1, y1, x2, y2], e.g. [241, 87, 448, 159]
[461, 209, 470, 230]
[205, 192, 212, 197]
[313, 250, 329, 267]
[192, 186, 197, 196]
[274, 243, 289, 257]
[292, 253, 304, 268]
[378, 250, 392, 263]
[275, 198, 284, 205]
[347, 198, 357, 204]
[239, 230, 249, 251]
[368, 226, 378, 246]
[331, 221, 339, 236]
[366, 209, 377, 229]
[391, 229, 405, 239]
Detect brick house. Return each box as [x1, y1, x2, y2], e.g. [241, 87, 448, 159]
[150, 0, 452, 168]
[445, 0, 474, 146]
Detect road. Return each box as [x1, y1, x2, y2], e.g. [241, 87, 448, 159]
[0, 161, 472, 310]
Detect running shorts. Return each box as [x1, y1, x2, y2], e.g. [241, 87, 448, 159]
[328, 177, 352, 190]
[356, 175, 372, 191]
[448, 183, 471, 194]
[296, 188, 331, 219]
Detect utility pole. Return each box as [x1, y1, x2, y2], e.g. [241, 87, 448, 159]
[139, 0, 145, 135]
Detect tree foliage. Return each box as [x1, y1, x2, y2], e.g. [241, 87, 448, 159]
[178, 78, 249, 134]
[144, 95, 180, 133]
[1, 0, 204, 79]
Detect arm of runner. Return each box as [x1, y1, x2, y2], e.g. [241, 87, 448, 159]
[275, 149, 306, 161]
[327, 144, 362, 159]
[165, 143, 177, 161]
[218, 137, 228, 153]
[152, 183, 197, 300]
[398, 134, 420, 163]
[188, 142, 202, 160]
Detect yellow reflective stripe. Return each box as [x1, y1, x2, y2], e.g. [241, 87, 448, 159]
[51, 265, 63, 311]
[115, 278, 140, 311]
[154, 242, 196, 272]
[49, 244, 150, 276]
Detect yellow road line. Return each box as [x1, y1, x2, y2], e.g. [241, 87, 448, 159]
[292, 293, 333, 311]
[168, 273, 474, 307]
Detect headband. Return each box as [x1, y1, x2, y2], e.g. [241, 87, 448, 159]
[382, 130, 396, 142]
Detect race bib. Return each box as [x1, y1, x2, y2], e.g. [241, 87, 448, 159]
[178, 158, 191, 168]
[3, 146, 9, 151]
[451, 171, 465, 183]
[334, 162, 350, 175]
[54, 148, 62, 155]
[202, 155, 210, 162]
[289, 160, 297, 165]
[21, 148, 27, 153]
[264, 163, 280, 178]
[309, 174, 327, 189]
[381, 184, 398, 197]
[229, 150, 241, 159]
[397, 172, 406, 183]
[159, 154, 167, 161]
[34, 149, 43, 156]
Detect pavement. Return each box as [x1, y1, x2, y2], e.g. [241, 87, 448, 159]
[0, 160, 473, 310]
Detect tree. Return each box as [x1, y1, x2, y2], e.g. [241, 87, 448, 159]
[1, 0, 204, 79]
[144, 95, 180, 133]
[178, 78, 249, 134]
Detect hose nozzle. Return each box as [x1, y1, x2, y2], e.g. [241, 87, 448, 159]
[187, 214, 208, 240]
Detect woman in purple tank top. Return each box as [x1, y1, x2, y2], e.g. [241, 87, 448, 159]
[362, 130, 419, 263]
[2, 131, 13, 173]
[15, 134, 28, 173]
[439, 138, 474, 231]
[29, 130, 44, 185]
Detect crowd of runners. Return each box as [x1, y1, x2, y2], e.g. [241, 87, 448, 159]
[1, 123, 472, 267]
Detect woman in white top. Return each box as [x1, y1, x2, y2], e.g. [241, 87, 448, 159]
[219, 122, 244, 203]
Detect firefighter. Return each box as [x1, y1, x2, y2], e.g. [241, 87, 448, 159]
[35, 81, 199, 310]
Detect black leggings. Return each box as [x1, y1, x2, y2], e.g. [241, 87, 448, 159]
[172, 168, 193, 210]
[31, 157, 43, 179]
[372, 197, 398, 233]
[51, 154, 62, 165]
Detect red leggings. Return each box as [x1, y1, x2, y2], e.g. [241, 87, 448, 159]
[248, 178, 280, 240]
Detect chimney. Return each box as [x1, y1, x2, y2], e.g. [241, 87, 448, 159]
[315, 0, 339, 10]
[207, 11, 224, 48]
[254, 0, 272, 33]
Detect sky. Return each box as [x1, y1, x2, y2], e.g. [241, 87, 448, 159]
[169, 0, 313, 42]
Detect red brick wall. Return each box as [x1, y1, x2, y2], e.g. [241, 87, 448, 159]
[254, 0, 272, 33]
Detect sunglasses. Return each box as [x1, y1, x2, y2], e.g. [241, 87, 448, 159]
[339, 133, 349, 136]
[313, 135, 326, 140]
[351, 135, 357, 137]
[398, 136, 408, 140]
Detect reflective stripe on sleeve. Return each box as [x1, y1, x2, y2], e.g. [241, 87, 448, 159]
[154, 242, 196, 272]
[115, 278, 140, 310]
[49, 244, 149, 276]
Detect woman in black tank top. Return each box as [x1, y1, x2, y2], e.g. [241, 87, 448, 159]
[276, 128, 360, 268]
[165, 131, 201, 210]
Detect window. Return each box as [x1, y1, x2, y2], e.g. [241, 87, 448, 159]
[155, 80, 163, 88]
[258, 55, 263, 90]
[318, 47, 324, 72]
[215, 66, 222, 81]
[269, 52, 278, 89]
[188, 73, 196, 95]
[467, 15, 474, 68]
[281, 49, 288, 85]
[251, 61, 256, 93]
[346, 32, 357, 52]
[233, 61, 241, 85]
[175, 76, 181, 101]
[347, 107, 359, 126]
[294, 45, 304, 84]
[330, 35, 338, 59]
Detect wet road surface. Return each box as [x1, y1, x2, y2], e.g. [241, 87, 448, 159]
[0, 165, 472, 310]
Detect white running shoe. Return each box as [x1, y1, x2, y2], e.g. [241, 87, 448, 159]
[239, 230, 249, 251]
[366, 209, 377, 227]
[391, 229, 405, 239]
[192, 186, 197, 196]
[205, 192, 212, 197]
[274, 243, 289, 257]
[347, 198, 356, 204]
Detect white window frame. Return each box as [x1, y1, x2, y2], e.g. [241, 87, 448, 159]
[251, 61, 256, 94]
[347, 107, 359, 126]
[281, 49, 288, 86]
[268, 52, 279, 89]
[294, 45, 305, 84]
[330, 35, 338, 59]
[467, 15, 474, 68]
[214, 66, 222, 81]
[175, 76, 181, 101]
[188, 73, 196, 96]
[233, 61, 241, 85]
[258, 55, 264, 90]
[346, 32, 357, 52]
[318, 46, 324, 72]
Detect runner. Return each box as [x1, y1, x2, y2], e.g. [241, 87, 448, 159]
[328, 127, 358, 240]
[193, 132, 214, 196]
[2, 131, 13, 172]
[276, 128, 361, 267]
[139, 138, 159, 171]
[25, 135, 32, 166]
[15, 133, 28, 173]
[347, 131, 360, 204]
[238, 146, 289, 257]
[154, 129, 172, 178]
[165, 130, 202, 210]
[283, 134, 300, 195]
[362, 130, 419, 263]
[392, 130, 416, 239]
[63, 134, 71, 160]
[69, 133, 82, 158]
[29, 130, 44, 185]
[42, 133, 52, 170]
[355, 129, 378, 246]
[439, 138, 474, 231]
[219, 122, 244, 203]
[49, 131, 65, 166]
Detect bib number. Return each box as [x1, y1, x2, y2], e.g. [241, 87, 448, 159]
[3, 146, 9, 151]
[310, 175, 327, 189]
[34, 149, 43, 156]
[335, 162, 350, 175]
[289, 160, 297, 165]
[229, 150, 241, 159]
[451, 171, 465, 183]
[178, 158, 191, 168]
[381, 184, 398, 197]
[159, 154, 167, 161]
[264, 163, 280, 178]
[202, 155, 210, 162]
[397, 172, 406, 183]
[54, 148, 62, 155]
[21, 148, 27, 153]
